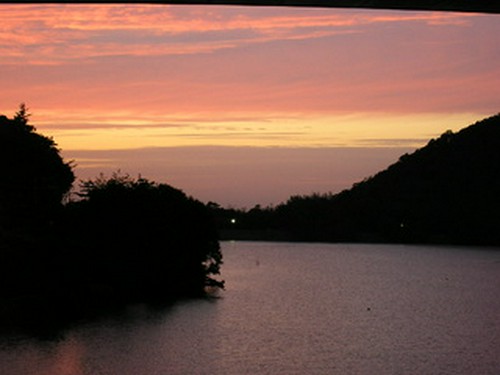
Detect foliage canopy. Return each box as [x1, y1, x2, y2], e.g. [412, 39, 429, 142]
[0, 104, 74, 232]
[62, 172, 224, 301]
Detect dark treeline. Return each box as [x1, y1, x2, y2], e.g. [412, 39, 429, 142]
[0, 105, 223, 327]
[1, 106, 498, 328]
[213, 114, 500, 246]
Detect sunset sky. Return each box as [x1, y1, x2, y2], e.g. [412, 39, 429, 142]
[1, 4, 498, 207]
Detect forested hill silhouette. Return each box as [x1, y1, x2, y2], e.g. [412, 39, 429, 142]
[216, 114, 500, 245]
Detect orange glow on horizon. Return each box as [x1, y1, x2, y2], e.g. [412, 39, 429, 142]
[31, 111, 483, 151]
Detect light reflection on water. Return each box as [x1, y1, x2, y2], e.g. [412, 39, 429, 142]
[1, 242, 499, 375]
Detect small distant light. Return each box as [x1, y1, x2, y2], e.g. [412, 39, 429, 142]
[231, 218, 236, 224]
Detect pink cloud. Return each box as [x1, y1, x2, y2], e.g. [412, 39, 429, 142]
[0, 5, 498, 135]
[1, 4, 496, 205]
[0, 5, 482, 65]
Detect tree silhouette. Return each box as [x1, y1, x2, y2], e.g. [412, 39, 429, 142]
[0, 105, 75, 310]
[0, 104, 74, 233]
[0, 107, 223, 328]
[60, 172, 224, 302]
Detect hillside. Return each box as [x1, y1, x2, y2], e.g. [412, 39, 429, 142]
[217, 114, 500, 245]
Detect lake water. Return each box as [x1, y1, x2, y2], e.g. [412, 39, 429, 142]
[1, 241, 499, 374]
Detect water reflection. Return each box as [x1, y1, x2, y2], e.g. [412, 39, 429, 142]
[38, 338, 85, 375]
[0, 300, 220, 375]
[1, 242, 499, 375]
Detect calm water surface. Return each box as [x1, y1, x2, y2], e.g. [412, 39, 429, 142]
[1, 241, 499, 374]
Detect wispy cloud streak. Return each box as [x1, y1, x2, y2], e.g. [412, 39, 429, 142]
[0, 4, 498, 152]
[0, 5, 479, 64]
